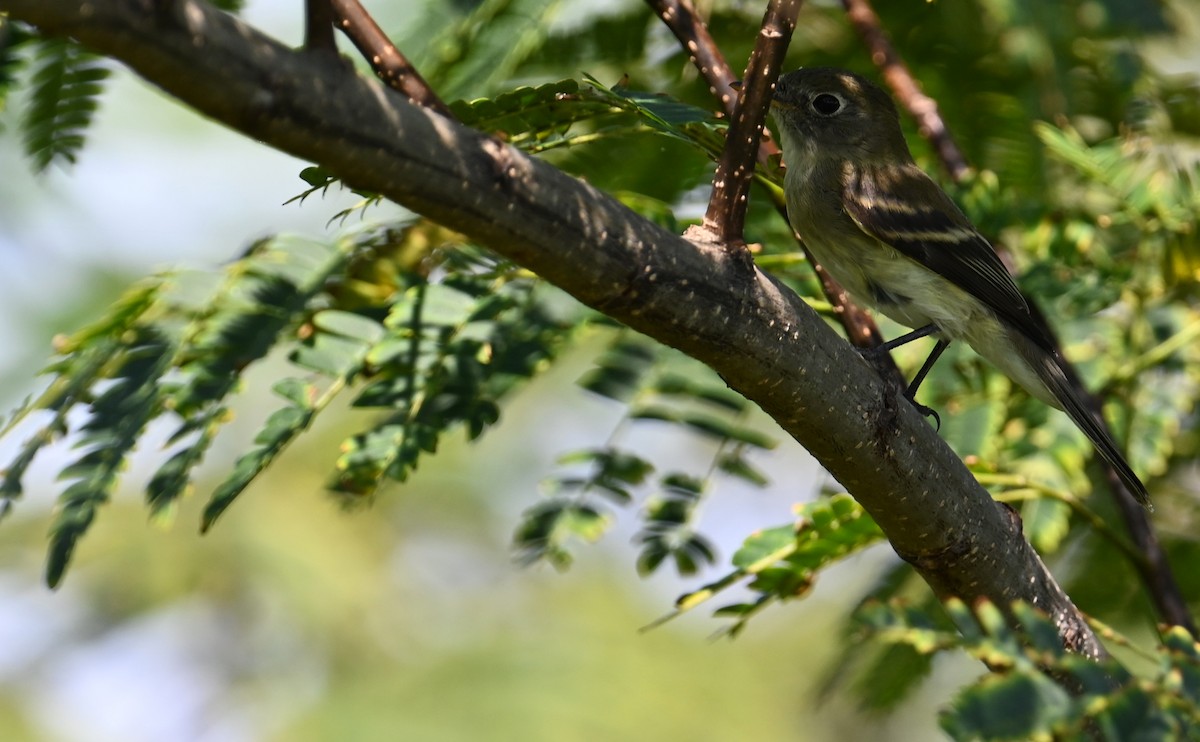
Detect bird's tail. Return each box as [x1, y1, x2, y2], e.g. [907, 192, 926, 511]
[1033, 351, 1150, 507]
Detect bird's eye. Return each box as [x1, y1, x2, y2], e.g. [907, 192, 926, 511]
[811, 93, 842, 116]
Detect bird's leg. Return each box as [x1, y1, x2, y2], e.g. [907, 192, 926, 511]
[856, 324, 948, 428]
[903, 338, 951, 429]
[858, 323, 940, 358]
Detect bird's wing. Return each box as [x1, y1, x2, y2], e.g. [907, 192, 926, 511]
[840, 163, 1056, 351]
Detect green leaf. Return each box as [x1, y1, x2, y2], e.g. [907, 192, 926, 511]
[716, 452, 770, 487]
[448, 78, 612, 154]
[22, 37, 109, 170]
[272, 378, 317, 409]
[513, 498, 613, 568]
[731, 525, 795, 569]
[0, 19, 32, 120]
[311, 309, 386, 342]
[298, 165, 333, 187]
[854, 642, 936, 712]
[418, 0, 559, 101]
[631, 405, 776, 449]
[202, 403, 313, 532]
[46, 329, 173, 586]
[416, 284, 479, 327]
[942, 672, 1073, 741]
[583, 74, 727, 156]
[1020, 496, 1071, 554]
[1012, 453, 1073, 553]
[578, 335, 659, 402]
[555, 448, 655, 485]
[652, 372, 747, 412]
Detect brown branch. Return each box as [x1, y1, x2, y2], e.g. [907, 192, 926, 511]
[842, 0, 1195, 636]
[303, 0, 336, 54]
[703, 0, 802, 248]
[648, 0, 739, 112]
[6, 0, 1115, 661]
[328, 0, 451, 117]
[1105, 465, 1195, 634]
[841, 0, 969, 180]
[647, 0, 778, 168]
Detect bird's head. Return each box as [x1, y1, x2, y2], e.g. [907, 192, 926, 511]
[770, 67, 910, 164]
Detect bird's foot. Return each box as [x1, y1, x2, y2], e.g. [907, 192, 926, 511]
[907, 397, 941, 431]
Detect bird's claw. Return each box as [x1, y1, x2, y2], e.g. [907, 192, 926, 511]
[853, 340, 942, 429]
[908, 398, 941, 431]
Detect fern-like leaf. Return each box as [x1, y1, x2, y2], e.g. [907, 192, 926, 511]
[0, 18, 33, 121]
[155, 235, 362, 523]
[333, 254, 575, 498]
[47, 329, 173, 587]
[649, 495, 884, 636]
[22, 37, 109, 171]
[856, 599, 1200, 740]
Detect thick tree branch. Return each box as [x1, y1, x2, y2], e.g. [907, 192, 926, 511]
[6, 0, 1110, 658]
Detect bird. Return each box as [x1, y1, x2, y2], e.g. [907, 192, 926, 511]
[769, 66, 1149, 506]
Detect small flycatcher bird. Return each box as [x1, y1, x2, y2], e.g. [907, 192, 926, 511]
[770, 67, 1149, 505]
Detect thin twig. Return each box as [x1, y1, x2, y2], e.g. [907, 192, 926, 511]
[649, 0, 779, 162]
[1102, 425, 1196, 634]
[982, 477, 1144, 566]
[703, 0, 802, 247]
[328, 0, 451, 117]
[649, 0, 738, 112]
[841, 0, 969, 180]
[303, 0, 337, 54]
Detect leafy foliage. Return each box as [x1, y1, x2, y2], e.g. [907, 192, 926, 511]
[332, 245, 573, 498]
[643, 494, 884, 636]
[21, 36, 109, 171]
[515, 333, 775, 572]
[1, 227, 576, 583]
[406, 0, 561, 102]
[860, 598, 1200, 740]
[449, 78, 602, 153]
[0, 18, 33, 119]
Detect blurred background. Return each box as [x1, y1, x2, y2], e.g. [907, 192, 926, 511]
[2, 0, 1199, 739]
